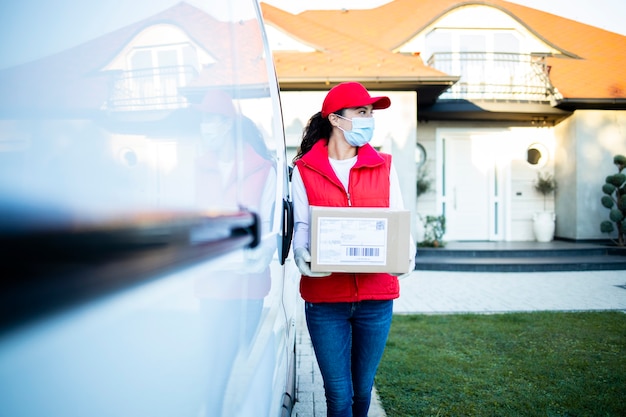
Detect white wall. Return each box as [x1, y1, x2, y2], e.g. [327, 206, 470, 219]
[417, 121, 556, 241]
[555, 110, 626, 240]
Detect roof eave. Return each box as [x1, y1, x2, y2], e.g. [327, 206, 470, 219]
[277, 76, 459, 104]
[420, 99, 573, 124]
[554, 98, 626, 111]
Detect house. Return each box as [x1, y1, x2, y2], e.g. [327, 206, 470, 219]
[260, 0, 626, 242]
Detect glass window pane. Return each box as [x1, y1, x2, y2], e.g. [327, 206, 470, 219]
[494, 32, 520, 53]
[459, 33, 486, 52]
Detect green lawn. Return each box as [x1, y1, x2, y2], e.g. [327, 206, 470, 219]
[376, 312, 626, 417]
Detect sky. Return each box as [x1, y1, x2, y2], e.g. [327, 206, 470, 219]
[0, 0, 622, 70]
[263, 0, 626, 36]
[0, 0, 257, 69]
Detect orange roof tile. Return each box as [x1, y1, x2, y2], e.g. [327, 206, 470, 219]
[262, 0, 626, 100]
[261, 2, 455, 87]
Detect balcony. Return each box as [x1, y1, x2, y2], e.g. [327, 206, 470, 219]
[107, 65, 198, 111]
[427, 53, 556, 102]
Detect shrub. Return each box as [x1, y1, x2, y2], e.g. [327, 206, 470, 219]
[600, 154, 626, 246]
[418, 215, 446, 248]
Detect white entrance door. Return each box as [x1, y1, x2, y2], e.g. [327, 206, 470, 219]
[439, 132, 503, 241]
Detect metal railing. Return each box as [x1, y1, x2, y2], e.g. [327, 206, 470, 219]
[427, 52, 555, 102]
[107, 65, 198, 111]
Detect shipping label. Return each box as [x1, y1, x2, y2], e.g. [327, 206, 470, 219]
[316, 217, 387, 265]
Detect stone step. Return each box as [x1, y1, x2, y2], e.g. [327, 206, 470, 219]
[414, 242, 626, 272]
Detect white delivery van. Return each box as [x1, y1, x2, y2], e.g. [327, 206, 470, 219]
[0, 1, 298, 416]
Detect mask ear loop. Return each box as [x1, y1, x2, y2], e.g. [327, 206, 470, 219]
[333, 114, 354, 135]
[329, 113, 346, 131]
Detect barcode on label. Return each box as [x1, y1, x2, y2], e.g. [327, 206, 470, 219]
[346, 247, 380, 257]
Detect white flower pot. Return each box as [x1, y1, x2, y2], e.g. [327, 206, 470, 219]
[533, 211, 556, 242]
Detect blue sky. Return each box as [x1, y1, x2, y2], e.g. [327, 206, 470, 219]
[264, 0, 626, 36]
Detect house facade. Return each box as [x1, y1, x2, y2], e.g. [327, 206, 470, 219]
[261, 0, 626, 242]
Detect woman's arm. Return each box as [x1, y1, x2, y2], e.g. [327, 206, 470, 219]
[291, 165, 311, 251]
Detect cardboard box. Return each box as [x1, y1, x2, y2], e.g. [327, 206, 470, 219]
[310, 206, 411, 274]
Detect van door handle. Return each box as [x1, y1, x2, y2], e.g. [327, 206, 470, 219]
[280, 198, 294, 265]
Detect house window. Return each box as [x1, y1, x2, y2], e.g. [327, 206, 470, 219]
[527, 143, 549, 168]
[125, 43, 199, 109]
[459, 33, 486, 52]
[424, 29, 550, 100]
[425, 29, 521, 58]
[494, 32, 520, 53]
[415, 142, 427, 167]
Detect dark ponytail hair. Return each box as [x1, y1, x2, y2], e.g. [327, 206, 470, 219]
[292, 110, 342, 163]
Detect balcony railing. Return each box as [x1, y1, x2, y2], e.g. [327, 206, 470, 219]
[107, 65, 198, 111]
[427, 52, 555, 102]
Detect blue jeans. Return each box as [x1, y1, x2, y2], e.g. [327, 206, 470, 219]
[305, 300, 393, 417]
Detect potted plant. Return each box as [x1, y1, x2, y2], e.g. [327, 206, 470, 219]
[417, 215, 446, 248]
[532, 171, 557, 242]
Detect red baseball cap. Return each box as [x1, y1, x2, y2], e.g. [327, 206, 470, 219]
[321, 82, 391, 118]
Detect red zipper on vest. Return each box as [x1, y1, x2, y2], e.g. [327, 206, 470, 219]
[346, 192, 352, 206]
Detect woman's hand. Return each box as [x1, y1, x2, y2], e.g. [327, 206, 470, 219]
[294, 247, 331, 277]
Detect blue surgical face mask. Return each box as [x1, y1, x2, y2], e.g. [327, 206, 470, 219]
[336, 115, 375, 147]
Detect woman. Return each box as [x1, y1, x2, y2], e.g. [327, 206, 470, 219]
[291, 81, 415, 417]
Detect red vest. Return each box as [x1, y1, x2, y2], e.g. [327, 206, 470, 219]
[295, 140, 400, 303]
